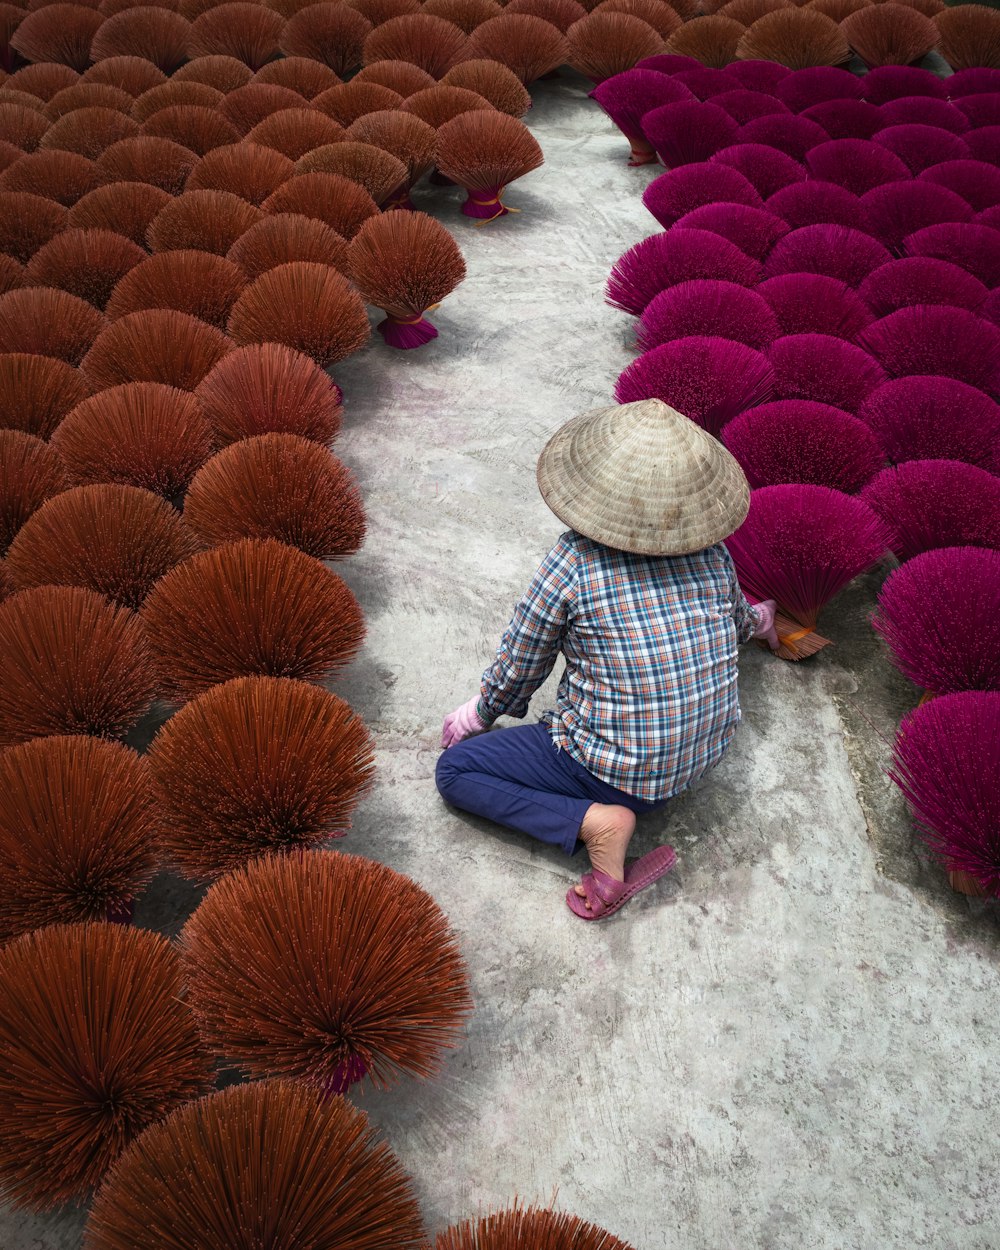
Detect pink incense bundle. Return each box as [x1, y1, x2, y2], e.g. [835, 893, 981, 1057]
[711, 89, 791, 125]
[773, 65, 862, 112]
[641, 100, 739, 167]
[763, 223, 891, 286]
[918, 158, 1000, 213]
[946, 68, 1000, 97]
[636, 53, 699, 73]
[799, 99, 882, 141]
[858, 180, 973, 252]
[725, 482, 891, 659]
[881, 95, 969, 134]
[722, 399, 884, 491]
[671, 67, 735, 99]
[768, 332, 886, 409]
[805, 138, 910, 194]
[614, 335, 774, 437]
[642, 163, 763, 230]
[710, 143, 807, 197]
[875, 547, 1000, 698]
[873, 123, 971, 174]
[858, 375, 1000, 471]
[858, 257, 988, 317]
[589, 67, 694, 165]
[956, 95, 1000, 129]
[637, 279, 780, 351]
[435, 109, 543, 222]
[904, 222, 1000, 289]
[757, 273, 872, 339]
[862, 459, 1000, 559]
[766, 180, 869, 231]
[890, 692, 1000, 896]
[673, 202, 786, 261]
[607, 227, 763, 315]
[724, 59, 791, 92]
[861, 64, 947, 104]
[736, 114, 829, 160]
[858, 305, 1000, 395]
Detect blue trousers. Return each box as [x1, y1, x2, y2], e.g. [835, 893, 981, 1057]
[435, 721, 665, 856]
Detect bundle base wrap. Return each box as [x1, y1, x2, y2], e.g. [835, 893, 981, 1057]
[461, 185, 522, 224]
[764, 609, 832, 662]
[378, 308, 439, 349]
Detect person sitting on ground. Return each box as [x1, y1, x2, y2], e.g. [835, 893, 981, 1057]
[436, 398, 779, 922]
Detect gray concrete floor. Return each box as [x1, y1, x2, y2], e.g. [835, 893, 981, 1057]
[5, 74, 999, 1250]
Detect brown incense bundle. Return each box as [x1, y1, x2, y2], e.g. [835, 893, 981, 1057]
[46, 82, 133, 118]
[68, 179, 170, 242]
[147, 675, 374, 878]
[262, 170, 378, 236]
[346, 108, 436, 203]
[435, 1206, 637, 1250]
[227, 211, 348, 276]
[296, 140, 407, 205]
[736, 8, 850, 65]
[0, 256, 22, 294]
[252, 55, 341, 97]
[0, 924, 210, 1210]
[147, 188, 262, 253]
[5, 483, 200, 609]
[52, 381, 212, 496]
[40, 106, 139, 160]
[347, 0, 421, 23]
[0, 429, 66, 554]
[85, 1081, 425, 1250]
[185, 433, 363, 556]
[131, 79, 223, 122]
[227, 261, 368, 364]
[719, 0, 793, 25]
[0, 585, 155, 747]
[362, 13, 468, 76]
[280, 1, 373, 74]
[313, 78, 403, 125]
[179, 850, 472, 1092]
[0, 144, 25, 180]
[185, 141, 293, 205]
[89, 8, 191, 72]
[82, 55, 169, 96]
[806, 0, 869, 17]
[0, 191, 68, 262]
[507, 0, 586, 32]
[220, 81, 305, 133]
[436, 107, 543, 220]
[665, 13, 744, 63]
[172, 53, 253, 89]
[195, 343, 343, 446]
[934, 5, 1000, 71]
[188, 2, 285, 68]
[245, 105, 345, 158]
[347, 208, 466, 347]
[594, 0, 680, 35]
[98, 134, 198, 193]
[0, 287, 104, 363]
[566, 11, 665, 81]
[442, 58, 531, 115]
[841, 3, 937, 65]
[10, 4, 104, 71]
[105, 249, 246, 328]
[0, 103, 49, 153]
[141, 103, 241, 156]
[0, 737, 155, 939]
[403, 83, 494, 127]
[464, 12, 569, 82]
[8, 63, 80, 102]
[26, 228, 144, 309]
[82, 309, 232, 390]
[0, 354, 89, 440]
[0, 149, 104, 205]
[143, 538, 364, 698]
[423, 0, 502, 33]
[354, 57, 436, 93]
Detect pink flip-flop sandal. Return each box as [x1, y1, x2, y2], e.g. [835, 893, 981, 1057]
[566, 844, 677, 921]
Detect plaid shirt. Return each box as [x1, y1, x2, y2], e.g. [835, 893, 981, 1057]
[478, 532, 759, 803]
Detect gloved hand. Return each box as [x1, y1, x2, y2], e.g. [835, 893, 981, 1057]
[752, 599, 780, 651]
[441, 696, 487, 748]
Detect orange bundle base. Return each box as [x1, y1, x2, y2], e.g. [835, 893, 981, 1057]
[759, 609, 832, 661]
[947, 869, 989, 897]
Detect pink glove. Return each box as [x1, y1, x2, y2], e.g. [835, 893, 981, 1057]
[752, 599, 780, 651]
[441, 696, 487, 748]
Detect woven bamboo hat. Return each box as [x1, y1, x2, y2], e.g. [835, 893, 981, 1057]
[536, 399, 750, 556]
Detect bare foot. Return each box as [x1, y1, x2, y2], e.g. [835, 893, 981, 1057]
[574, 803, 636, 903]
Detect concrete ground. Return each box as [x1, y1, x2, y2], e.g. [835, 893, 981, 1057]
[5, 75, 999, 1250]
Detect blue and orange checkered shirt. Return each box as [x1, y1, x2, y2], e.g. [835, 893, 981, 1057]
[478, 531, 760, 803]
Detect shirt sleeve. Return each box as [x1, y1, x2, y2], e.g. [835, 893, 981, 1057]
[478, 536, 577, 724]
[720, 546, 760, 645]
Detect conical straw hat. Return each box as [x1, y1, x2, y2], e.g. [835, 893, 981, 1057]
[536, 399, 750, 556]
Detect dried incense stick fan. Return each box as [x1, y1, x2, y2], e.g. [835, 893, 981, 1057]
[725, 483, 892, 659]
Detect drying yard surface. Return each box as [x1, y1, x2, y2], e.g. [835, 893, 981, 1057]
[4, 75, 999, 1250]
